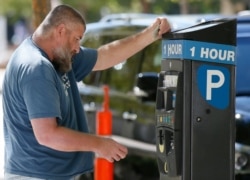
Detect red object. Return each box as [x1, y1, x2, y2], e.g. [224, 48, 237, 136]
[94, 158, 113, 180]
[94, 85, 113, 180]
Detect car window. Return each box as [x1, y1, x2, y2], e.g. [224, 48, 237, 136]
[82, 26, 161, 93]
[236, 35, 250, 96]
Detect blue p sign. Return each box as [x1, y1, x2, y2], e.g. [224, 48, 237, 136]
[197, 65, 230, 109]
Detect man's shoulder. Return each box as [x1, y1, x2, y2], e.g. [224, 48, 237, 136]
[6, 39, 56, 83]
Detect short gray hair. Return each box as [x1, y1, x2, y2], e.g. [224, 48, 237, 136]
[42, 4, 86, 31]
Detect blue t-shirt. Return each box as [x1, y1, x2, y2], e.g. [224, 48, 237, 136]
[2, 37, 97, 179]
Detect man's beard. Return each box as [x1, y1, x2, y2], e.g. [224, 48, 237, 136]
[52, 46, 72, 73]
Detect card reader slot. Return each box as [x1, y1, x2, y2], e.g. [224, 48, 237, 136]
[156, 128, 182, 176]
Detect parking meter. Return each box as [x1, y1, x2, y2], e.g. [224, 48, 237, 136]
[156, 19, 236, 180]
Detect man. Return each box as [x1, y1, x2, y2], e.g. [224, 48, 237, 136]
[2, 4, 171, 180]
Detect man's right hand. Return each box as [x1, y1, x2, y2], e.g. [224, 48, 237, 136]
[95, 137, 128, 162]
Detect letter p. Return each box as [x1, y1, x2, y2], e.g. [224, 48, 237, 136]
[206, 70, 225, 100]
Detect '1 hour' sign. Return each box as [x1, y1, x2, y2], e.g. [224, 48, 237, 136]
[162, 39, 235, 109]
[162, 40, 236, 65]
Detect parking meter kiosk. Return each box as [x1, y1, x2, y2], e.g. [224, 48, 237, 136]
[156, 19, 236, 180]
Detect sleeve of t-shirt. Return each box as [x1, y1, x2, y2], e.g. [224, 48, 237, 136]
[72, 47, 97, 82]
[22, 64, 62, 120]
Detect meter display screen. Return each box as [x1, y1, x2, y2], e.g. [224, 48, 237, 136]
[164, 75, 178, 88]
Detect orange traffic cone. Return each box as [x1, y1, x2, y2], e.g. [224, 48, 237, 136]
[94, 85, 113, 180]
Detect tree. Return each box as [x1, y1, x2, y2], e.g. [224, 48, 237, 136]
[179, 0, 189, 14]
[220, 0, 234, 14]
[1, 0, 248, 24]
[31, 0, 51, 30]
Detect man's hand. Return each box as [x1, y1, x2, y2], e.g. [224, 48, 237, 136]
[95, 137, 128, 162]
[152, 17, 171, 39]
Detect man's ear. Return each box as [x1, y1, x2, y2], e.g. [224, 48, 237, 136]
[56, 23, 67, 37]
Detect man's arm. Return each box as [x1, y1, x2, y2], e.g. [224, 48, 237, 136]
[31, 118, 127, 162]
[93, 17, 171, 71]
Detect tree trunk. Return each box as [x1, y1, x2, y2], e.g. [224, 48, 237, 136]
[220, 0, 234, 14]
[32, 0, 51, 30]
[140, 0, 151, 13]
[179, 0, 189, 14]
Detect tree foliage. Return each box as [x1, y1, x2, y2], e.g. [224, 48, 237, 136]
[0, 0, 248, 24]
[0, 0, 31, 24]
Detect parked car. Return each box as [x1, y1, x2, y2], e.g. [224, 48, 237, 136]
[79, 14, 178, 179]
[79, 13, 199, 179]
[81, 13, 213, 142]
[234, 15, 250, 180]
[78, 13, 250, 179]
